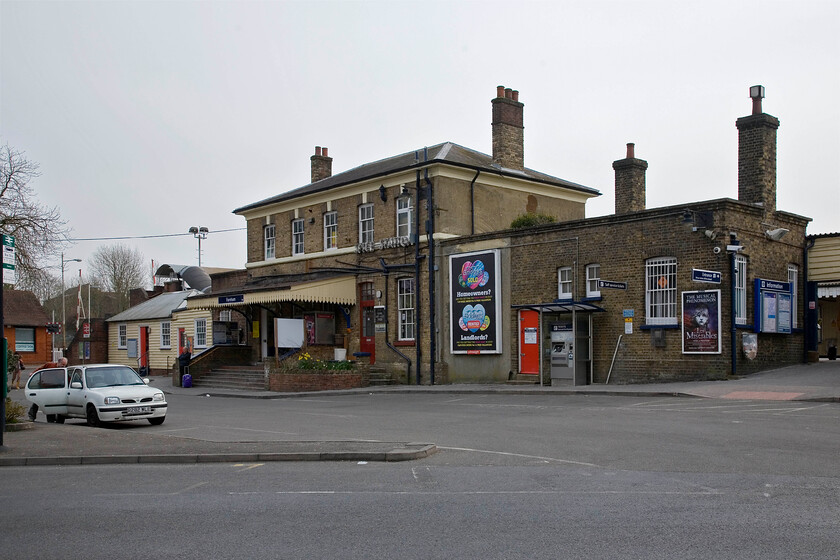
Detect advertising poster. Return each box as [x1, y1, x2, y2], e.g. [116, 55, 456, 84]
[682, 290, 721, 354]
[450, 249, 501, 354]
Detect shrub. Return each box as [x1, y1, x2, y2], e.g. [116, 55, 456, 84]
[510, 212, 556, 229]
[284, 352, 355, 371]
[5, 397, 27, 424]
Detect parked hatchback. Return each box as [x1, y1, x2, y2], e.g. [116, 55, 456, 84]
[25, 364, 167, 426]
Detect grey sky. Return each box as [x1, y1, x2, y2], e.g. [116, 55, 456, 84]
[2, 0, 838, 281]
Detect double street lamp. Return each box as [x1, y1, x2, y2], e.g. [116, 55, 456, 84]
[189, 226, 209, 267]
[60, 252, 82, 353]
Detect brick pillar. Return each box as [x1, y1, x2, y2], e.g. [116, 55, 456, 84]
[613, 143, 647, 214]
[311, 146, 333, 183]
[736, 87, 779, 212]
[491, 86, 524, 170]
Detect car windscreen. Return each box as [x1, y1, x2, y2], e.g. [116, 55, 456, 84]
[85, 367, 144, 388]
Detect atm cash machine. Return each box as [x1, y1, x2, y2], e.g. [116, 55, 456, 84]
[550, 322, 574, 385]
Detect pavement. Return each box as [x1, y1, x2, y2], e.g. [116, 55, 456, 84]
[2, 359, 838, 467]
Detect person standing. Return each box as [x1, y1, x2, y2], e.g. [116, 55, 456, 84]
[27, 357, 68, 421]
[8, 352, 23, 390]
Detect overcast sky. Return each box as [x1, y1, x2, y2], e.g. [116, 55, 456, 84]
[2, 0, 838, 283]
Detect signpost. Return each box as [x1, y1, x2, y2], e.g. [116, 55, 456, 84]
[1, 235, 12, 445]
[598, 280, 627, 290]
[2, 235, 15, 285]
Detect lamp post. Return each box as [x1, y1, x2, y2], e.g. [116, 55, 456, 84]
[61, 253, 82, 354]
[189, 226, 209, 267]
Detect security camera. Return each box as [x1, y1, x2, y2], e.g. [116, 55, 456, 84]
[713, 246, 721, 254]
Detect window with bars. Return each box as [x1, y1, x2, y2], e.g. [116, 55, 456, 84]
[324, 211, 337, 250]
[292, 219, 304, 255]
[396, 196, 413, 238]
[359, 204, 374, 244]
[264, 224, 275, 260]
[788, 264, 799, 328]
[645, 257, 677, 325]
[160, 321, 171, 349]
[219, 310, 232, 322]
[557, 267, 572, 300]
[735, 255, 748, 325]
[398, 278, 415, 341]
[586, 264, 601, 298]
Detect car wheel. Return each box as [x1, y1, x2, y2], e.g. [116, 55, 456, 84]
[148, 417, 165, 426]
[46, 414, 56, 423]
[55, 415, 66, 424]
[86, 405, 100, 427]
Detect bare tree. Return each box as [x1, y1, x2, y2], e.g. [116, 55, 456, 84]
[0, 144, 70, 286]
[88, 243, 147, 311]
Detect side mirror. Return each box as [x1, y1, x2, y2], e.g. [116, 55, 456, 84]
[71, 381, 82, 389]
[143, 378, 151, 385]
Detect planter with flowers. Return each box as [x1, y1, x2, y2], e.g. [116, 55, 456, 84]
[268, 352, 369, 392]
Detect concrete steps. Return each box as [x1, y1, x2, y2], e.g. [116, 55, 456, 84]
[192, 365, 267, 391]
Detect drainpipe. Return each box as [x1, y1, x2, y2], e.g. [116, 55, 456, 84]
[426, 167, 436, 385]
[415, 163, 422, 385]
[803, 237, 816, 362]
[730, 249, 737, 377]
[469, 169, 480, 235]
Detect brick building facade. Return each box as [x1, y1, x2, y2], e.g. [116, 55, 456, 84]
[197, 85, 810, 386]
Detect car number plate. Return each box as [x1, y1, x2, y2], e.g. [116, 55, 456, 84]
[126, 406, 152, 414]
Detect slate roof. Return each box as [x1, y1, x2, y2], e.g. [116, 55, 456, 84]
[3, 290, 50, 327]
[234, 142, 599, 214]
[106, 290, 201, 323]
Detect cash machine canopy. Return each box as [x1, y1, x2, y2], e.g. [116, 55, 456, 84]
[512, 302, 605, 314]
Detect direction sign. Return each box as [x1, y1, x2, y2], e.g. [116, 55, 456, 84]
[598, 280, 627, 290]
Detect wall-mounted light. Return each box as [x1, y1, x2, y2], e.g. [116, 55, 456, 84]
[681, 209, 714, 233]
[726, 232, 743, 253]
[379, 184, 387, 202]
[308, 217, 315, 225]
[765, 227, 789, 241]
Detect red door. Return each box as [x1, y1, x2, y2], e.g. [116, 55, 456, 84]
[139, 326, 150, 374]
[519, 310, 540, 375]
[359, 282, 376, 364]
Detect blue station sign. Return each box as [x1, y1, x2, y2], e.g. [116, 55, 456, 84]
[692, 269, 721, 284]
[218, 294, 244, 304]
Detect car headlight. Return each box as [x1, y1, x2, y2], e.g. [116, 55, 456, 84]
[153, 392, 164, 401]
[104, 396, 120, 405]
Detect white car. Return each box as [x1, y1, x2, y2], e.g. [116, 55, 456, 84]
[25, 364, 167, 426]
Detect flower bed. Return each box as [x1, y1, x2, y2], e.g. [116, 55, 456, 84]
[268, 352, 369, 392]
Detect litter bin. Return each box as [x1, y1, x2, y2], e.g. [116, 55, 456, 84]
[829, 346, 838, 361]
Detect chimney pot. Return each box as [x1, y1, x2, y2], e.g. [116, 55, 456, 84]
[315, 146, 322, 156]
[497, 85, 505, 98]
[512, 90, 519, 102]
[322, 147, 328, 157]
[626, 143, 635, 158]
[505, 87, 513, 99]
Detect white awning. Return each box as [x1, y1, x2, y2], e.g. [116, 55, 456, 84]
[187, 276, 357, 310]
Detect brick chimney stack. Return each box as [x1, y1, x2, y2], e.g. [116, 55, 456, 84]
[491, 85, 524, 170]
[613, 143, 648, 214]
[310, 146, 333, 183]
[736, 85, 779, 212]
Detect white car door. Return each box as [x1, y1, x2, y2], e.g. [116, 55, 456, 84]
[25, 368, 69, 416]
[66, 368, 87, 418]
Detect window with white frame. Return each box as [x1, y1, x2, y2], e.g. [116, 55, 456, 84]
[118, 324, 127, 348]
[292, 219, 304, 255]
[645, 257, 678, 325]
[586, 264, 601, 298]
[397, 278, 415, 341]
[359, 203, 374, 244]
[14, 328, 35, 353]
[557, 267, 573, 300]
[734, 255, 748, 325]
[324, 211, 337, 250]
[264, 224, 275, 260]
[195, 318, 207, 348]
[788, 263, 799, 328]
[160, 321, 171, 348]
[219, 309, 232, 322]
[396, 196, 413, 238]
